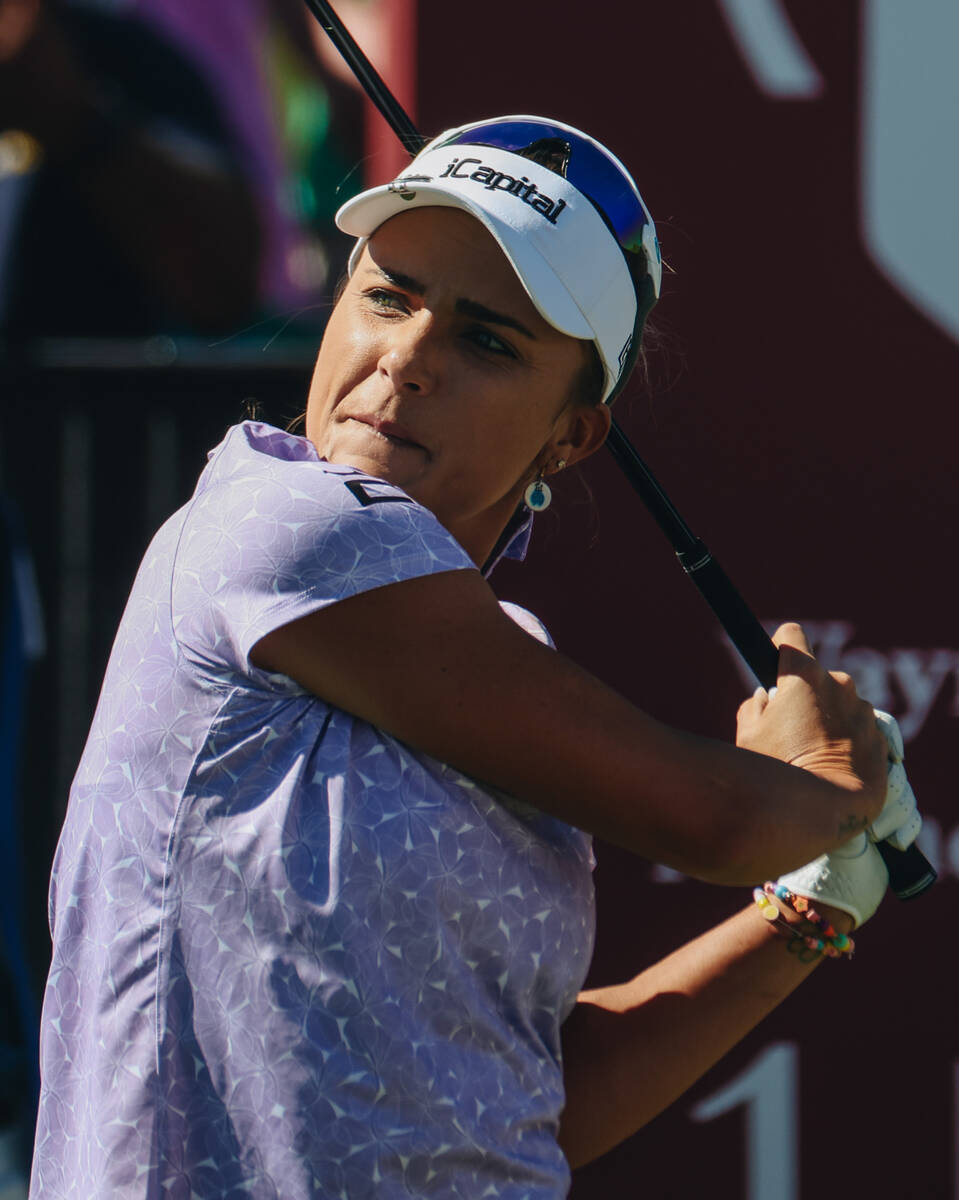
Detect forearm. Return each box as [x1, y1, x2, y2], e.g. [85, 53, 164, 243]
[430, 624, 871, 883]
[253, 572, 877, 884]
[558, 902, 850, 1167]
[536, 697, 868, 883]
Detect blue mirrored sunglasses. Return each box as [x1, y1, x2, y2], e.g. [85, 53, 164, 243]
[433, 118, 660, 288]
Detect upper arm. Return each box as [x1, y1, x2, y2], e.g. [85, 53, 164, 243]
[250, 567, 756, 873]
[171, 445, 476, 687]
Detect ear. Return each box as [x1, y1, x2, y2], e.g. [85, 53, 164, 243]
[548, 403, 612, 472]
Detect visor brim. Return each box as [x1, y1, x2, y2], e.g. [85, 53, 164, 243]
[336, 185, 595, 342]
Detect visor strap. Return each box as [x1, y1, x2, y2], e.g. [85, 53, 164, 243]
[347, 237, 367, 277]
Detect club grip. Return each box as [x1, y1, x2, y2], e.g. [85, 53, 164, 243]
[875, 840, 937, 899]
[676, 545, 780, 688]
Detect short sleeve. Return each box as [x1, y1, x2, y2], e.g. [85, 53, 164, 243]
[171, 430, 476, 684]
[498, 601, 555, 649]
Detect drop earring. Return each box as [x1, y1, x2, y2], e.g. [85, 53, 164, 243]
[524, 458, 566, 512]
[524, 476, 552, 512]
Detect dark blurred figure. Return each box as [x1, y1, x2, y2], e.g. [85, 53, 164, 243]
[0, 0, 267, 337]
[0, 0, 364, 340]
[0, 499, 42, 1198]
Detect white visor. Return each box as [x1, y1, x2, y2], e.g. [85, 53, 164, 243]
[335, 120, 658, 402]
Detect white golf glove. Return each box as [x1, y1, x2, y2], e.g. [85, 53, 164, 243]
[776, 710, 919, 929]
[776, 838, 887, 930]
[867, 710, 921, 851]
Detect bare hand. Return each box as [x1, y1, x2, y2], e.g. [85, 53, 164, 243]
[736, 622, 888, 834]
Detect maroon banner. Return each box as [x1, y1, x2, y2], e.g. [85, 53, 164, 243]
[417, 3, 959, 1196]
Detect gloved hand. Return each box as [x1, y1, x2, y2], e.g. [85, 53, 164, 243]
[776, 838, 887, 930]
[775, 710, 919, 929]
[867, 710, 921, 851]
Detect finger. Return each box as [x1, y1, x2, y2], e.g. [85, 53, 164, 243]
[867, 763, 917, 842]
[874, 709, 905, 763]
[773, 622, 821, 687]
[887, 811, 922, 851]
[772, 621, 814, 656]
[737, 685, 770, 724]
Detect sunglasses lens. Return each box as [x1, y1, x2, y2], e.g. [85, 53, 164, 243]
[436, 119, 654, 260]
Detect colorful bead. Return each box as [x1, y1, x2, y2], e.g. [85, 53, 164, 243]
[758, 882, 855, 960]
[753, 889, 779, 920]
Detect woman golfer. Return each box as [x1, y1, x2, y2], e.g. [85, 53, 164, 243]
[31, 116, 916, 1199]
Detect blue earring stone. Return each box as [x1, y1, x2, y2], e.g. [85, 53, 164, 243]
[524, 479, 552, 511]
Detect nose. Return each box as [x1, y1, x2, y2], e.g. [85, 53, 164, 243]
[377, 312, 439, 394]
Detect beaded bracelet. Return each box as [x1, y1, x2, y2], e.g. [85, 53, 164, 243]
[764, 883, 855, 955]
[753, 887, 855, 960]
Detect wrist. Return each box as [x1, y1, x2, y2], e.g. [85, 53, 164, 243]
[773, 896, 854, 936]
[811, 901, 855, 935]
[754, 884, 856, 960]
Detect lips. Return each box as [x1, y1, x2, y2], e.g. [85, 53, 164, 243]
[350, 414, 428, 454]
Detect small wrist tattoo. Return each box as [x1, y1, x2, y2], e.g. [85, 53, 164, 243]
[786, 935, 822, 965]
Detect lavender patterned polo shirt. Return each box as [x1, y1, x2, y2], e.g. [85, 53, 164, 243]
[31, 422, 597, 1199]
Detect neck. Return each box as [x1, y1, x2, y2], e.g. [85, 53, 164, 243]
[477, 506, 530, 575]
[442, 492, 529, 570]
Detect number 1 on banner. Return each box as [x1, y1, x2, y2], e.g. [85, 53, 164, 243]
[690, 1041, 799, 1200]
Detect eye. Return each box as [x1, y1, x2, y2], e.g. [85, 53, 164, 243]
[465, 326, 516, 358]
[364, 287, 409, 314]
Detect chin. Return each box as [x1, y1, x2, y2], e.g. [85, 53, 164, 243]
[330, 445, 416, 490]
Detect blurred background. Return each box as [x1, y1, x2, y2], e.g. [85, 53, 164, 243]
[1, 1, 957, 1196]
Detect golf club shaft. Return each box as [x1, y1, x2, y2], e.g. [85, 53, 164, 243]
[306, 0, 936, 901]
[605, 425, 936, 899]
[302, 0, 425, 155]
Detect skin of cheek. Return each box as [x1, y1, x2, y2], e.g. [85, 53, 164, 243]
[304, 312, 375, 455]
[301, 212, 608, 559]
[306, 323, 576, 526]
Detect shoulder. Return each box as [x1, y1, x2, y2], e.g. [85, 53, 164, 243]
[200, 421, 411, 507]
[193, 422, 466, 562]
[174, 425, 477, 679]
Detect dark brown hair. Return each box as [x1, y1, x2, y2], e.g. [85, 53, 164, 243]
[568, 321, 658, 410]
[568, 341, 607, 408]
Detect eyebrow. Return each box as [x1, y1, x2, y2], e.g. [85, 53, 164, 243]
[375, 266, 426, 294]
[455, 298, 537, 341]
[370, 265, 538, 341]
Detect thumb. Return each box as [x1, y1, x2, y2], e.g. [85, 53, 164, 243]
[772, 621, 815, 657]
[772, 622, 820, 685]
